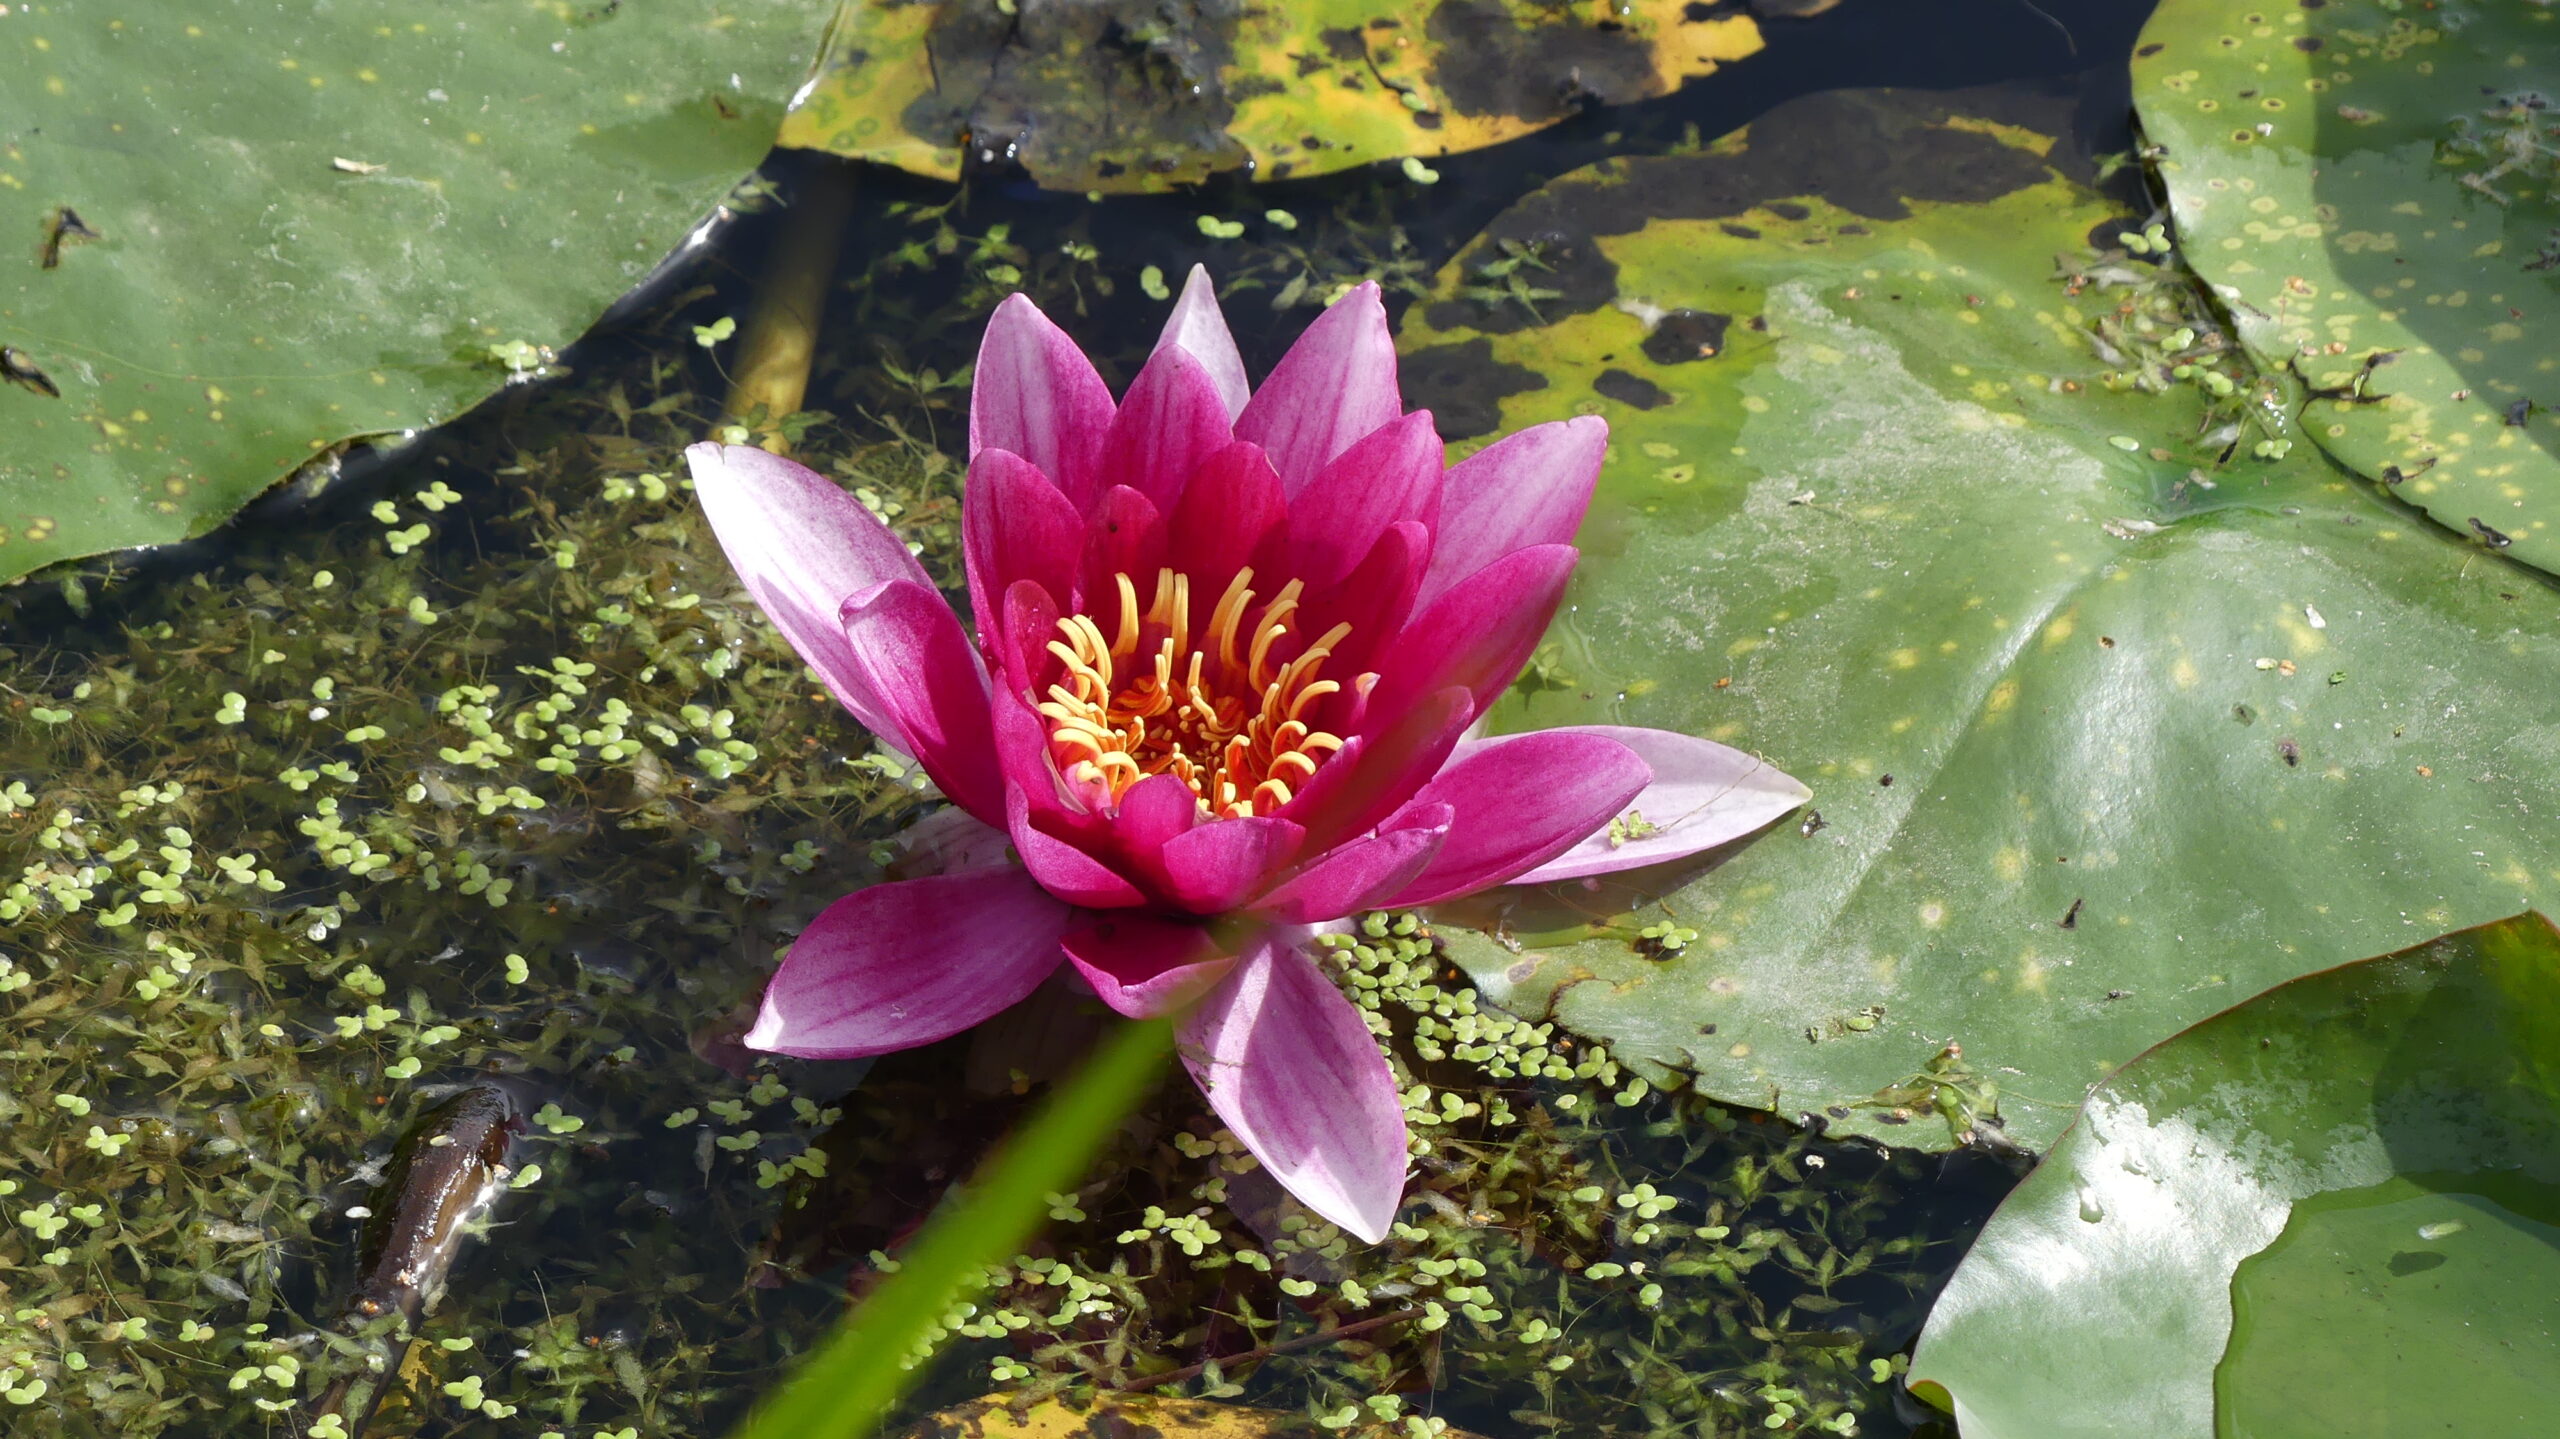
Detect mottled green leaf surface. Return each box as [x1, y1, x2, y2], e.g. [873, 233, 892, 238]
[2133, 0, 2560, 573]
[1908, 912, 2560, 1438]
[1399, 89, 2560, 1151]
[0, 0, 821, 583]
[779, 0, 1762, 191]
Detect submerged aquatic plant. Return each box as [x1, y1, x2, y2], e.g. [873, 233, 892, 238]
[689, 268, 1810, 1240]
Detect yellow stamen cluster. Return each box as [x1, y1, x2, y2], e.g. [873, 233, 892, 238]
[1039, 566, 1364, 818]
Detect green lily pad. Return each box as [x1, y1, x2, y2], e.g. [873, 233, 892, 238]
[2131, 0, 2560, 573]
[1396, 87, 2560, 1151]
[1907, 911, 2560, 1437]
[0, 0, 820, 584]
[777, 0, 1763, 191]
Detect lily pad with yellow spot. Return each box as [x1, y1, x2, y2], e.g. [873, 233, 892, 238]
[2133, 0, 2560, 574]
[1400, 86, 2560, 1153]
[777, 0, 1763, 190]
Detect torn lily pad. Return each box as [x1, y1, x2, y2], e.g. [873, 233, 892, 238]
[1399, 86, 2560, 1151]
[2133, 0, 2560, 573]
[778, 0, 1762, 191]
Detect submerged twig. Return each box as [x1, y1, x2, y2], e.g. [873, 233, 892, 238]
[305, 1084, 523, 1438]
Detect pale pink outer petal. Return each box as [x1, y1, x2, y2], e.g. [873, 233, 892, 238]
[1235, 281, 1401, 493]
[838, 581, 1003, 824]
[686, 443, 932, 742]
[1178, 930, 1409, 1243]
[743, 868, 1072, 1059]
[1505, 726, 1813, 884]
[1060, 914, 1235, 1019]
[970, 294, 1116, 507]
[1155, 265, 1250, 421]
[1417, 417, 1608, 610]
[1252, 803, 1452, 924]
[1382, 731, 1649, 907]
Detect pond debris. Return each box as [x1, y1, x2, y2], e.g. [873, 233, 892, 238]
[0, 345, 59, 399]
[306, 1086, 522, 1436]
[40, 206, 102, 269]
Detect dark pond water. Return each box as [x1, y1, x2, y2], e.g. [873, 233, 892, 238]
[1, 3, 2157, 1436]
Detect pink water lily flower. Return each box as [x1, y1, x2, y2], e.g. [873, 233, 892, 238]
[687, 268, 1809, 1242]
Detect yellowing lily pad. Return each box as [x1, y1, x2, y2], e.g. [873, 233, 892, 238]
[2132, 0, 2560, 573]
[0, 0, 821, 584]
[778, 0, 1763, 190]
[1908, 911, 2560, 1437]
[1397, 87, 2560, 1152]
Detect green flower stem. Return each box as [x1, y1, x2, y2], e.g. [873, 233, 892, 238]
[729, 1015, 1175, 1439]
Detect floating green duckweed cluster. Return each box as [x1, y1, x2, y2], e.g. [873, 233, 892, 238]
[870, 914, 1989, 1439]
[0, 337, 949, 1436]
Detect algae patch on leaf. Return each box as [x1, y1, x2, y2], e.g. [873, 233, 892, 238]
[778, 0, 1763, 191]
[2133, 0, 2560, 574]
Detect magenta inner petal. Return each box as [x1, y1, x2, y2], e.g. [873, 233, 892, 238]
[1280, 409, 1445, 592]
[1234, 281, 1401, 493]
[964, 449, 1083, 641]
[1419, 416, 1608, 609]
[1254, 802, 1454, 924]
[1060, 914, 1235, 1019]
[1102, 343, 1239, 516]
[1155, 814, 1307, 913]
[1008, 787, 1148, 908]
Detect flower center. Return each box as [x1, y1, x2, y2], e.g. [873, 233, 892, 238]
[1038, 566, 1365, 818]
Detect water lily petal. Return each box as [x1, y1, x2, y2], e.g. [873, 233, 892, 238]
[1166, 441, 1287, 606]
[686, 442, 932, 742]
[1235, 281, 1400, 493]
[1254, 802, 1452, 923]
[1282, 685, 1475, 852]
[995, 578, 1063, 701]
[1418, 416, 1608, 609]
[743, 867, 1073, 1059]
[1179, 931, 1410, 1243]
[1008, 787, 1148, 908]
[836, 581, 1002, 824]
[1105, 340, 1237, 516]
[1060, 913, 1234, 1018]
[971, 293, 1115, 508]
[1309, 520, 1429, 683]
[1384, 730, 1650, 906]
[1507, 726, 1814, 883]
[1156, 815, 1305, 913]
[1156, 264, 1249, 420]
[1371, 543, 1578, 722]
[964, 449, 1084, 640]
[1283, 410, 1444, 591]
[1112, 771, 1203, 857]
[1079, 484, 1167, 616]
